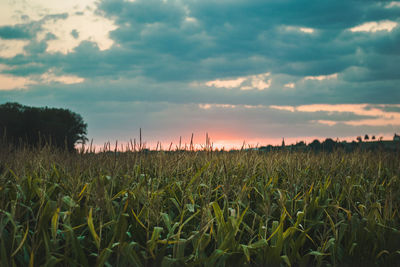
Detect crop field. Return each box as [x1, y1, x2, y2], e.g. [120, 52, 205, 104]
[0, 146, 399, 266]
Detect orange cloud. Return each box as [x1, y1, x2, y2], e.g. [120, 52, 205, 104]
[270, 104, 400, 126]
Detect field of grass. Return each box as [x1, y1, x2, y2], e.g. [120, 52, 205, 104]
[0, 146, 399, 266]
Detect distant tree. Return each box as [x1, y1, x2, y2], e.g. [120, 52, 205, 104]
[322, 138, 337, 152]
[372, 135, 376, 140]
[364, 134, 369, 141]
[281, 138, 285, 147]
[309, 139, 321, 151]
[296, 141, 306, 146]
[0, 102, 87, 151]
[259, 145, 274, 152]
[266, 145, 274, 151]
[356, 136, 362, 142]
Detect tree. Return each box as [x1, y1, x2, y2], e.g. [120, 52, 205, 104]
[372, 135, 376, 140]
[356, 136, 362, 142]
[0, 102, 87, 151]
[322, 138, 337, 152]
[364, 134, 369, 141]
[309, 139, 321, 151]
[295, 141, 306, 147]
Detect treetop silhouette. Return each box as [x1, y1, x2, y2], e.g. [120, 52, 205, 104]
[0, 102, 87, 151]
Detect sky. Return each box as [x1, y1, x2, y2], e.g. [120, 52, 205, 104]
[1, 0, 400, 149]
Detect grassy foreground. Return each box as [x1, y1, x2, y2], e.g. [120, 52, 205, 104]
[0, 147, 399, 266]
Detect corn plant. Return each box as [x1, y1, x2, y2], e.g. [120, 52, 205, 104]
[0, 147, 399, 266]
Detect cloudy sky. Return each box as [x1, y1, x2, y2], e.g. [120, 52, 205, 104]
[1, 0, 400, 149]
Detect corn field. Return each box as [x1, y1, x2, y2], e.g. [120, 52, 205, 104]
[0, 147, 399, 266]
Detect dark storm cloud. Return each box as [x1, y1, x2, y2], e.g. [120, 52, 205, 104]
[95, 0, 400, 81]
[98, 0, 185, 24]
[1, 0, 399, 85]
[0, 25, 34, 39]
[0, 13, 68, 40]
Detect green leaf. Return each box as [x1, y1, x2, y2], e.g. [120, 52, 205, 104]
[88, 207, 100, 249]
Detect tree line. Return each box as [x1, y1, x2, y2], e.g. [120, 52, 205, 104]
[259, 136, 399, 153]
[0, 102, 87, 151]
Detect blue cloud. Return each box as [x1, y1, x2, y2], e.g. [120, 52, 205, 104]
[0, 13, 68, 40]
[71, 29, 79, 39]
[0, 25, 34, 39]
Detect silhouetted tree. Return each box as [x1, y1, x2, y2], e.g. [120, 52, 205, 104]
[309, 139, 321, 151]
[296, 141, 306, 147]
[322, 138, 337, 152]
[372, 135, 376, 140]
[0, 102, 87, 151]
[364, 134, 369, 141]
[356, 136, 362, 142]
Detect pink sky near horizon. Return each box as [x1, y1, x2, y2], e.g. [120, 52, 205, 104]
[80, 103, 400, 151]
[82, 133, 396, 152]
